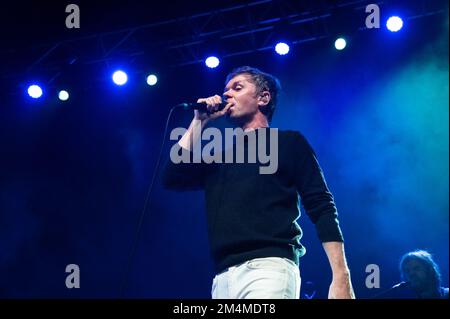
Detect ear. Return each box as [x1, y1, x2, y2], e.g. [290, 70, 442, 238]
[257, 91, 271, 107]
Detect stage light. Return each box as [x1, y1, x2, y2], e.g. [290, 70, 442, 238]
[334, 38, 347, 50]
[58, 90, 69, 101]
[146, 74, 158, 86]
[27, 84, 43, 99]
[386, 16, 403, 32]
[112, 70, 128, 85]
[205, 56, 220, 68]
[275, 42, 290, 55]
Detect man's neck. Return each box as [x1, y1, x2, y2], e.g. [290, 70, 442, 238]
[241, 117, 269, 132]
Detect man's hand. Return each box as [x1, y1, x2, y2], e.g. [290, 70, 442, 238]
[195, 95, 232, 122]
[328, 273, 355, 299]
[178, 95, 232, 151]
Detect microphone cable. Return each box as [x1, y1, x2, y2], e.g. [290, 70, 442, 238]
[120, 104, 184, 297]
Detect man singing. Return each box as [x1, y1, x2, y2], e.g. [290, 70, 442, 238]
[163, 66, 355, 299]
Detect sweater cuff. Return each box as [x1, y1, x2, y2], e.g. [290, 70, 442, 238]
[315, 213, 344, 242]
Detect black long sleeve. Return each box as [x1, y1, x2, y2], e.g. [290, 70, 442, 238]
[162, 128, 344, 272]
[293, 132, 344, 243]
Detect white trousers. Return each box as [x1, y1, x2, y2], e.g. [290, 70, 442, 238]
[211, 257, 301, 299]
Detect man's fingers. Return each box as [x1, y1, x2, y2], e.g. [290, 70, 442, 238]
[216, 102, 232, 116]
[197, 95, 224, 115]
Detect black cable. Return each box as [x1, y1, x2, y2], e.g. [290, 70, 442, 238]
[120, 105, 183, 297]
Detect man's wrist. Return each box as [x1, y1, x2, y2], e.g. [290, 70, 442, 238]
[332, 269, 351, 281]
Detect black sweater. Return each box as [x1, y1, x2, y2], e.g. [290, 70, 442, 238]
[162, 128, 343, 273]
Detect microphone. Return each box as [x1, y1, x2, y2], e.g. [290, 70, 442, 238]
[177, 101, 227, 113]
[372, 281, 410, 299]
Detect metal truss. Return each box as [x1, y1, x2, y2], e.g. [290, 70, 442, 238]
[2, 0, 447, 87]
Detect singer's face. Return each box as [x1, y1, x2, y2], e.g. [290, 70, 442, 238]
[223, 74, 260, 124]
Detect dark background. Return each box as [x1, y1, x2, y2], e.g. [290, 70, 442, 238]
[0, 0, 448, 298]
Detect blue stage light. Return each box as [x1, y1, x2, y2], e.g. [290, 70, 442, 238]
[58, 90, 69, 101]
[27, 84, 43, 99]
[386, 16, 403, 32]
[146, 74, 158, 86]
[275, 42, 290, 55]
[334, 38, 347, 50]
[112, 70, 128, 85]
[205, 56, 220, 68]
